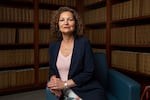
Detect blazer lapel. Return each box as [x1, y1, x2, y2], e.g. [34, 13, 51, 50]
[53, 41, 61, 77]
[68, 38, 80, 78]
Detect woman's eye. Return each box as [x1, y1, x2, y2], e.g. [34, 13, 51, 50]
[68, 18, 74, 21]
[69, 19, 74, 21]
[59, 19, 64, 21]
[59, 18, 74, 22]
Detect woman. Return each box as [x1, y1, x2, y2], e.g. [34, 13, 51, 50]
[47, 6, 106, 100]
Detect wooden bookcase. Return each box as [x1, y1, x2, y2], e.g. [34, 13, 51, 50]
[0, 0, 76, 95]
[83, 0, 150, 93]
[0, 0, 36, 95]
[110, 0, 150, 91]
[82, 0, 111, 67]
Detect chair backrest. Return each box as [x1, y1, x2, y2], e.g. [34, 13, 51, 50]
[94, 53, 108, 90]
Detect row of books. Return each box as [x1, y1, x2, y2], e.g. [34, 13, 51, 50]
[0, 48, 50, 67]
[39, 0, 76, 6]
[39, 29, 54, 44]
[84, 7, 106, 25]
[15, 0, 33, 3]
[112, 0, 150, 21]
[39, 9, 56, 24]
[84, 0, 150, 24]
[111, 26, 135, 45]
[18, 28, 54, 44]
[0, 49, 34, 67]
[39, 48, 49, 63]
[141, 0, 150, 16]
[0, 28, 53, 44]
[0, 7, 57, 24]
[84, 28, 106, 44]
[0, 28, 16, 44]
[39, 67, 49, 83]
[111, 24, 150, 45]
[112, 50, 150, 75]
[0, 7, 33, 23]
[0, 67, 49, 89]
[84, 24, 150, 45]
[0, 68, 34, 89]
[135, 24, 150, 45]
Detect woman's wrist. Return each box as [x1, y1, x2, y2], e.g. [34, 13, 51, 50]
[64, 81, 68, 89]
[63, 79, 76, 89]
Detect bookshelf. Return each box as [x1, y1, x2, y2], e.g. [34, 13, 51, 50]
[83, 0, 112, 66]
[0, 0, 36, 95]
[111, 0, 150, 90]
[0, 0, 76, 95]
[83, 0, 150, 93]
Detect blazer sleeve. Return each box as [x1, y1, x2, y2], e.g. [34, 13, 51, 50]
[48, 43, 56, 79]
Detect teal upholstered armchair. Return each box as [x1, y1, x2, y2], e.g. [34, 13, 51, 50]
[93, 53, 140, 100]
[46, 53, 141, 100]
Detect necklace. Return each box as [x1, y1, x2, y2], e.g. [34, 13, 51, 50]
[62, 39, 74, 51]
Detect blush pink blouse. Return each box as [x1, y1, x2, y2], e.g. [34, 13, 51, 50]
[56, 50, 72, 81]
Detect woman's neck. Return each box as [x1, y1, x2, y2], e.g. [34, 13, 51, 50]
[62, 35, 74, 43]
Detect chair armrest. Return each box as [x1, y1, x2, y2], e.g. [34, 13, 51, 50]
[46, 87, 59, 100]
[108, 69, 141, 100]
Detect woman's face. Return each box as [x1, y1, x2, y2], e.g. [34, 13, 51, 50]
[58, 11, 75, 35]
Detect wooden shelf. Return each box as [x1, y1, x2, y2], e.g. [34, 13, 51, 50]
[39, 3, 75, 10]
[0, 22, 34, 28]
[0, 1, 33, 8]
[39, 43, 49, 48]
[39, 3, 61, 10]
[92, 44, 106, 49]
[112, 15, 150, 26]
[111, 45, 150, 52]
[85, 0, 106, 10]
[0, 84, 36, 96]
[39, 62, 49, 67]
[0, 64, 34, 70]
[85, 22, 106, 29]
[39, 23, 50, 29]
[111, 0, 130, 5]
[0, 44, 34, 49]
[112, 44, 150, 48]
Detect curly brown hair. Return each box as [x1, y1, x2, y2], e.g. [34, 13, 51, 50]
[50, 6, 83, 40]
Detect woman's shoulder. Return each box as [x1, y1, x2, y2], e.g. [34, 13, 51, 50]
[77, 36, 91, 44]
[78, 36, 89, 42]
[49, 40, 60, 48]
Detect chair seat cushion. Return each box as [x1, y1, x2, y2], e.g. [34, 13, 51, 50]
[107, 92, 117, 100]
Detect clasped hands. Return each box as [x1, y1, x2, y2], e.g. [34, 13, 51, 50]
[47, 75, 64, 98]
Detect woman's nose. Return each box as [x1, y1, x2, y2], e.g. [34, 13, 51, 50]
[64, 20, 68, 24]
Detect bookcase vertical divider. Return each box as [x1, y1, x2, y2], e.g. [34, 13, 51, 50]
[34, 0, 39, 87]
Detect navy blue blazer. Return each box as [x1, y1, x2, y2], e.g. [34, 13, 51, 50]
[48, 37, 105, 100]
